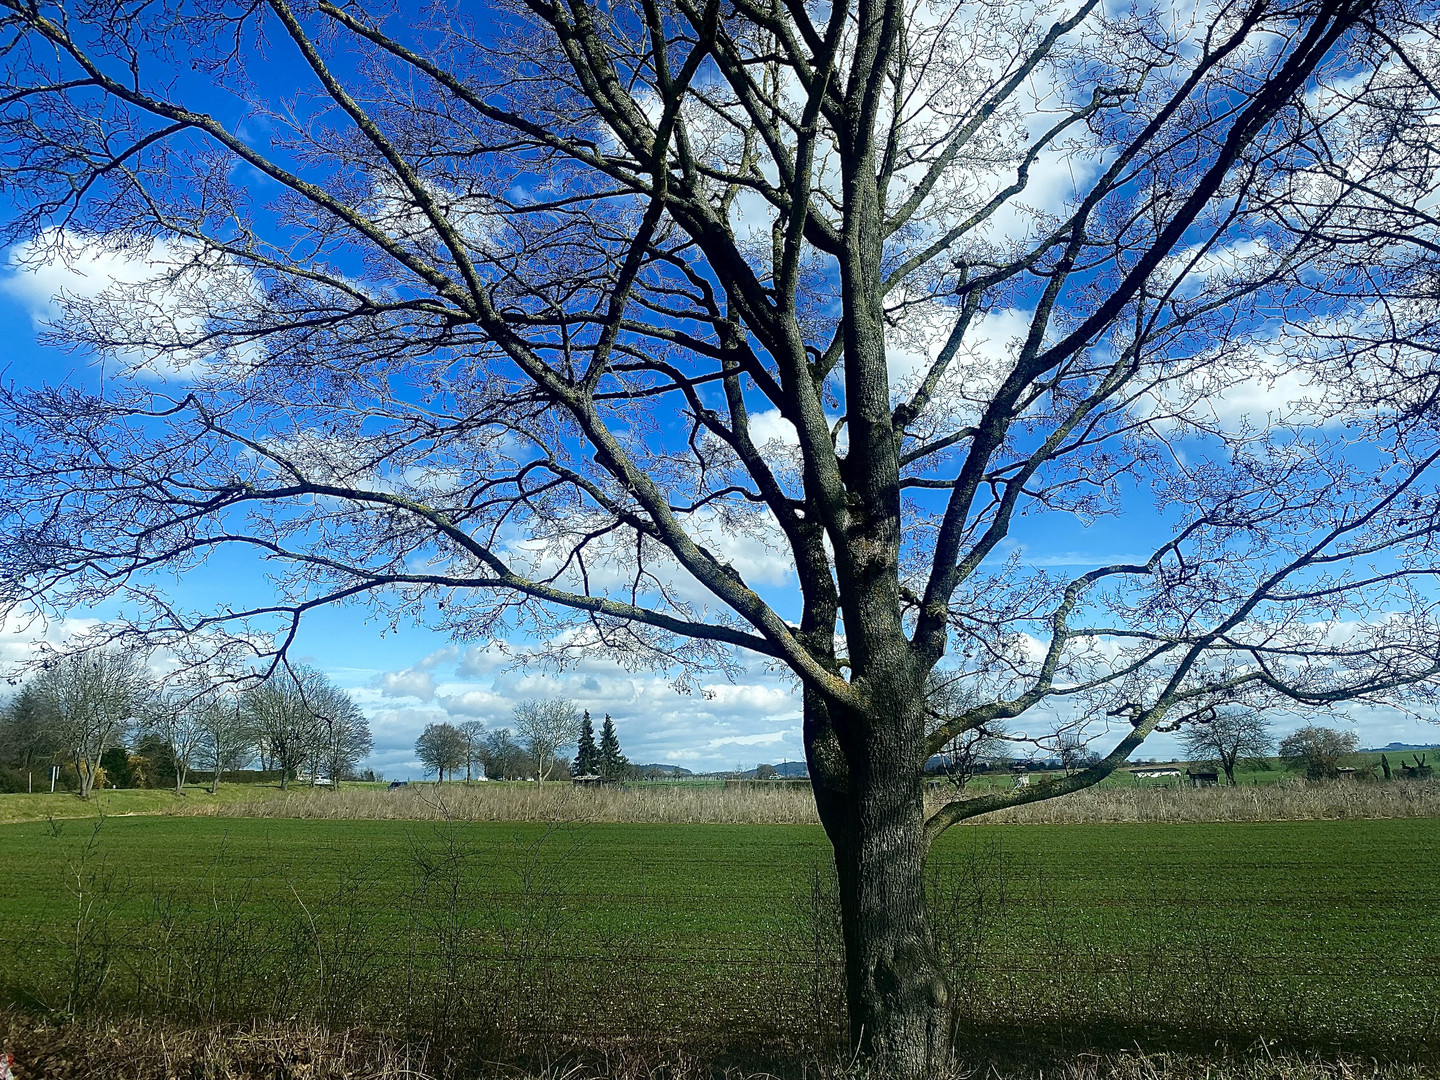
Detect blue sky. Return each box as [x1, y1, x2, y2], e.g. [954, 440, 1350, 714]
[3, 264, 1436, 776]
[2, 1, 1437, 778]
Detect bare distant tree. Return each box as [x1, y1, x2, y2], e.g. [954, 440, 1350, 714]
[306, 680, 371, 788]
[513, 699, 581, 781]
[4, 0, 1440, 1066]
[196, 687, 252, 793]
[924, 672, 1009, 790]
[242, 668, 327, 790]
[144, 688, 209, 793]
[414, 722, 466, 782]
[458, 719, 487, 782]
[479, 728, 530, 780]
[34, 652, 149, 798]
[1056, 732, 1102, 777]
[1181, 708, 1275, 785]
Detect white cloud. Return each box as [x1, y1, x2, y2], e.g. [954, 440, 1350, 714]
[380, 669, 437, 702]
[0, 230, 262, 375]
[350, 643, 806, 775]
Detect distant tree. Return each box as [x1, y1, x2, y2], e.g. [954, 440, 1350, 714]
[193, 683, 254, 793]
[458, 719, 487, 782]
[1056, 733, 1102, 777]
[1181, 709, 1275, 785]
[144, 689, 209, 794]
[35, 651, 149, 799]
[0, 685, 61, 769]
[479, 727, 529, 780]
[242, 668, 328, 790]
[598, 715, 628, 782]
[414, 722, 466, 782]
[572, 711, 600, 777]
[126, 751, 157, 789]
[513, 698, 581, 781]
[756, 763, 778, 780]
[134, 733, 178, 788]
[1278, 725, 1360, 780]
[99, 745, 131, 788]
[308, 681, 371, 787]
[924, 672, 1010, 790]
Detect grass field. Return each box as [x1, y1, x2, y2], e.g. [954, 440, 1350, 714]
[2, 813, 1438, 1061]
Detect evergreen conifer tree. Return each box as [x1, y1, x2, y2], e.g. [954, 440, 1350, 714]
[572, 711, 600, 777]
[599, 714, 625, 781]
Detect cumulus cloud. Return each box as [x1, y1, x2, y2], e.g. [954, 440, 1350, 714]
[380, 669, 437, 702]
[1, 230, 262, 374]
[351, 642, 805, 775]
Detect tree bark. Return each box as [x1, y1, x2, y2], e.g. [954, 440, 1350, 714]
[75, 750, 94, 799]
[808, 684, 951, 1076]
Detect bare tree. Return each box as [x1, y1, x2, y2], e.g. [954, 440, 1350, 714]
[513, 698, 582, 781]
[924, 672, 1010, 790]
[458, 719, 487, 782]
[1181, 708, 1275, 785]
[415, 722, 467, 782]
[479, 727, 530, 780]
[197, 689, 253, 793]
[242, 668, 326, 790]
[307, 680, 371, 788]
[33, 652, 148, 799]
[144, 688, 209, 794]
[2, 0, 1440, 1067]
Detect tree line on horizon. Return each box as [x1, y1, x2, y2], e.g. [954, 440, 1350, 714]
[0, 652, 372, 796]
[413, 700, 635, 782]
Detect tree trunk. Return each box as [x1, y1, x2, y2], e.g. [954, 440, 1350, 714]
[832, 781, 949, 1074]
[76, 750, 94, 799]
[808, 685, 951, 1077]
[175, 764, 187, 794]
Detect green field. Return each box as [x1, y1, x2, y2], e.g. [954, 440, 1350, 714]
[2, 814, 1438, 1058]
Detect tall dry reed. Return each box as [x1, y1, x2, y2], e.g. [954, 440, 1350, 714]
[169, 777, 1440, 826]
[185, 780, 824, 824]
[984, 776, 1440, 824]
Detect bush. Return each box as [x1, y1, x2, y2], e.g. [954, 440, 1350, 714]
[1278, 725, 1359, 780]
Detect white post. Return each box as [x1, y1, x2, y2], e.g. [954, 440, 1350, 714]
[50, 765, 58, 793]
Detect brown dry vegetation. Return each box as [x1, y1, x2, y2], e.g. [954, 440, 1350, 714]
[3, 1014, 1438, 1080]
[156, 777, 1440, 826]
[982, 777, 1440, 823]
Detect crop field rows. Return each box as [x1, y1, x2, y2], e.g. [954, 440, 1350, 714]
[1, 816, 1438, 1060]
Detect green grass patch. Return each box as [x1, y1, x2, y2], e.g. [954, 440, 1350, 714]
[0, 783, 281, 825]
[1, 815, 1437, 1057]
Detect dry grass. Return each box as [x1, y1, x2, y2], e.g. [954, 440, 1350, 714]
[179, 781, 826, 825]
[2, 1014, 1437, 1080]
[159, 777, 1440, 827]
[984, 777, 1440, 824]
